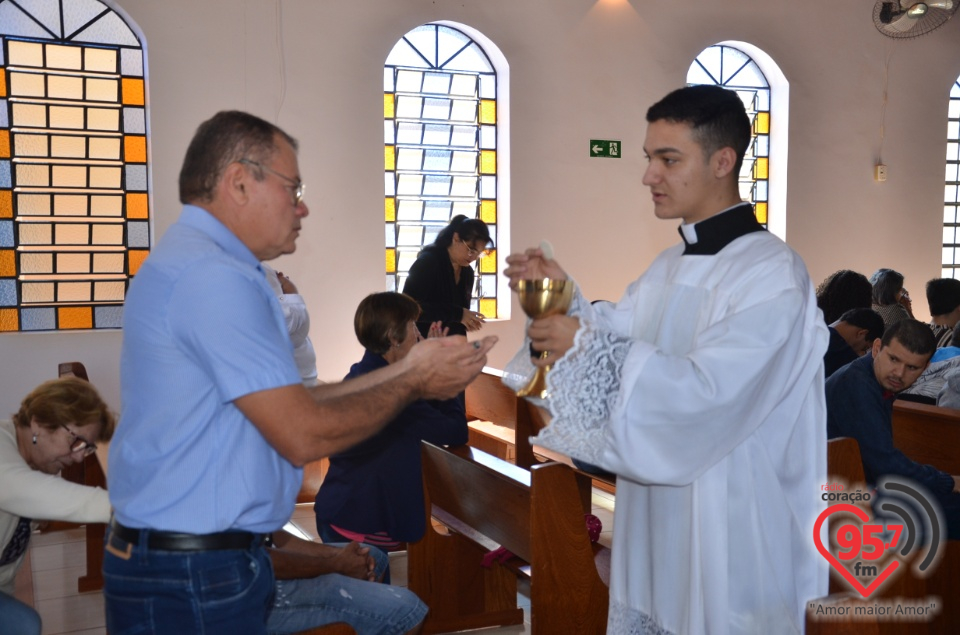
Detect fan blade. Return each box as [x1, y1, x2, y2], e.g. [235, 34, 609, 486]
[888, 11, 922, 30]
[907, 2, 929, 16]
[927, 0, 953, 9]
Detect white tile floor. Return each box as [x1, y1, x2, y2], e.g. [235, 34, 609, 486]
[23, 490, 614, 635]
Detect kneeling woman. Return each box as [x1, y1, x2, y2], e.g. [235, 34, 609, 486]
[315, 292, 467, 550]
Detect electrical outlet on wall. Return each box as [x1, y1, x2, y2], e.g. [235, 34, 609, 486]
[874, 164, 888, 182]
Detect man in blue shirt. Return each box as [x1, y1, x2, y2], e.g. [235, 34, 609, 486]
[103, 111, 496, 634]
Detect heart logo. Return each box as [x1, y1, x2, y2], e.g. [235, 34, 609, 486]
[813, 503, 901, 598]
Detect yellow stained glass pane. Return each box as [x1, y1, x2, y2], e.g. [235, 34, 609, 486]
[480, 150, 496, 175]
[384, 93, 395, 119]
[89, 137, 120, 160]
[54, 195, 88, 216]
[10, 72, 45, 97]
[47, 44, 82, 70]
[0, 250, 15, 276]
[127, 193, 149, 219]
[88, 108, 119, 131]
[50, 106, 84, 129]
[92, 224, 123, 245]
[17, 165, 49, 187]
[125, 136, 147, 162]
[15, 134, 48, 157]
[90, 166, 122, 188]
[0, 191, 12, 218]
[385, 197, 396, 222]
[18, 194, 52, 216]
[755, 202, 768, 225]
[51, 135, 85, 158]
[58, 306, 93, 329]
[91, 196, 123, 216]
[385, 145, 396, 171]
[479, 249, 497, 273]
[22, 283, 54, 303]
[386, 248, 396, 273]
[93, 253, 124, 273]
[753, 112, 770, 135]
[129, 250, 149, 275]
[21, 253, 52, 274]
[87, 78, 118, 102]
[86, 48, 117, 73]
[480, 200, 496, 224]
[121, 78, 144, 105]
[13, 103, 47, 127]
[9, 41, 43, 67]
[57, 224, 90, 245]
[0, 131, 8, 158]
[52, 165, 86, 188]
[479, 100, 496, 124]
[94, 281, 125, 301]
[479, 298, 496, 318]
[753, 157, 769, 180]
[57, 253, 90, 274]
[0, 309, 18, 332]
[19, 223, 52, 245]
[48, 75, 83, 100]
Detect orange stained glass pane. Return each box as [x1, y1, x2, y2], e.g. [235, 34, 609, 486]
[0, 72, 6, 97]
[122, 78, 145, 105]
[58, 306, 93, 329]
[0, 309, 18, 332]
[753, 112, 770, 135]
[480, 200, 496, 224]
[479, 298, 496, 318]
[755, 202, 768, 225]
[753, 157, 769, 180]
[0, 191, 11, 218]
[0, 131, 9, 158]
[0, 250, 15, 276]
[128, 249, 149, 275]
[386, 248, 396, 273]
[127, 193, 149, 219]
[124, 136, 147, 163]
[479, 249, 497, 273]
[384, 93, 395, 119]
[385, 197, 396, 222]
[385, 145, 396, 171]
[480, 150, 496, 175]
[479, 100, 496, 124]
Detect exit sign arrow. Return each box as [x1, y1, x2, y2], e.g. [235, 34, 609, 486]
[590, 139, 621, 158]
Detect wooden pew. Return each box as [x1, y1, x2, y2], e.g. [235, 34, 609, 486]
[408, 442, 609, 635]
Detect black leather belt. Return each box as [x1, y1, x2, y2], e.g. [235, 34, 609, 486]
[110, 520, 266, 552]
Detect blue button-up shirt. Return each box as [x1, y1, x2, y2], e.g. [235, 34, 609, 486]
[109, 205, 303, 533]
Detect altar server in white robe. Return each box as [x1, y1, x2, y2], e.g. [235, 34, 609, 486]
[504, 85, 828, 635]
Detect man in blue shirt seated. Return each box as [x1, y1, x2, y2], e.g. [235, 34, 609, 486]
[103, 110, 497, 634]
[826, 319, 960, 539]
[823, 307, 884, 378]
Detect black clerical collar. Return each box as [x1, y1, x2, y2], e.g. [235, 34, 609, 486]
[678, 203, 766, 255]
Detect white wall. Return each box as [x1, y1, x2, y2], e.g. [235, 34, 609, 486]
[2, 0, 959, 416]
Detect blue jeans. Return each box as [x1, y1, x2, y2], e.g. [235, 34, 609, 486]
[266, 543, 426, 634]
[0, 590, 41, 635]
[103, 528, 274, 634]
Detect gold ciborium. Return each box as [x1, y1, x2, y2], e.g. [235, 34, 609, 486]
[515, 278, 574, 400]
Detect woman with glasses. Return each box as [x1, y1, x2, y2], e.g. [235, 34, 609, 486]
[1, 377, 116, 635]
[403, 214, 493, 337]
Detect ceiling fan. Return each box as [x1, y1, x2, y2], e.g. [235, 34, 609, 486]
[873, 0, 959, 38]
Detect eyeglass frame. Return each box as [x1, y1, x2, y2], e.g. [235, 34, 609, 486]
[60, 424, 97, 457]
[239, 158, 305, 207]
[458, 236, 489, 258]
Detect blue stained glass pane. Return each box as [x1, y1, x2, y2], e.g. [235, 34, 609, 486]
[424, 149, 452, 171]
[754, 180, 768, 201]
[0, 280, 16, 306]
[0, 101, 7, 127]
[123, 107, 145, 133]
[423, 175, 452, 196]
[0, 221, 13, 247]
[121, 47, 143, 76]
[386, 275, 396, 292]
[424, 200, 451, 221]
[95, 304, 123, 328]
[0, 3, 53, 39]
[21, 307, 55, 330]
[754, 135, 769, 157]
[385, 225, 395, 247]
[0, 38, 4, 64]
[125, 164, 147, 190]
[424, 227, 440, 243]
[128, 221, 149, 247]
[73, 12, 139, 47]
[0, 162, 10, 188]
[62, 0, 112, 38]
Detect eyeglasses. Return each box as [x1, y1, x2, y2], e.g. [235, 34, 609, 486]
[60, 424, 97, 457]
[461, 239, 486, 258]
[239, 159, 305, 206]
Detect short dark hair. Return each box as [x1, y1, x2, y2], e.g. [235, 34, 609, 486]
[646, 85, 751, 174]
[354, 292, 421, 355]
[880, 319, 936, 358]
[870, 268, 904, 306]
[925, 278, 960, 316]
[838, 308, 884, 343]
[178, 111, 298, 204]
[816, 270, 873, 324]
[433, 215, 493, 250]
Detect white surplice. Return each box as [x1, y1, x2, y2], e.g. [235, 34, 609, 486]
[505, 220, 828, 634]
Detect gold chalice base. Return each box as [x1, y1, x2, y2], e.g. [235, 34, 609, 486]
[515, 278, 573, 400]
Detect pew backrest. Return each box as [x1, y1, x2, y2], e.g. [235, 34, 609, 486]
[892, 399, 960, 475]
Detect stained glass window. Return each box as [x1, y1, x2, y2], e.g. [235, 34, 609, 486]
[384, 24, 499, 319]
[687, 44, 771, 227]
[943, 77, 960, 278]
[0, 0, 148, 332]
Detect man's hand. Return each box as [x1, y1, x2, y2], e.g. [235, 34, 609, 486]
[504, 248, 567, 290]
[403, 335, 497, 400]
[332, 541, 378, 581]
[529, 315, 580, 366]
[277, 271, 298, 295]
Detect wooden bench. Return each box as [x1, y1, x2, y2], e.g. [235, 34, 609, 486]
[408, 441, 609, 634]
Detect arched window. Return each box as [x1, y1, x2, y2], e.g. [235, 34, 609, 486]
[384, 23, 507, 320]
[687, 44, 774, 230]
[943, 76, 960, 278]
[0, 0, 148, 332]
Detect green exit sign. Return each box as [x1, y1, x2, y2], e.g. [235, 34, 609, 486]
[590, 139, 621, 158]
